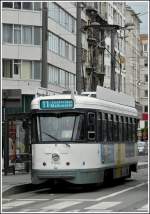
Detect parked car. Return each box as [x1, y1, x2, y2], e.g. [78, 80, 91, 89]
[137, 141, 148, 155]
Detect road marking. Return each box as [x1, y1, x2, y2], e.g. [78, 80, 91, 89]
[85, 201, 121, 210]
[2, 200, 35, 210]
[41, 201, 82, 211]
[137, 204, 148, 211]
[55, 198, 96, 202]
[96, 182, 147, 201]
[2, 198, 12, 202]
[84, 210, 112, 213]
[18, 198, 49, 201]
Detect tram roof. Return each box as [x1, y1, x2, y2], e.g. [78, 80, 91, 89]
[31, 94, 138, 117]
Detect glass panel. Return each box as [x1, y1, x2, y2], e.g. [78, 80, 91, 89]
[21, 61, 32, 79]
[22, 26, 32, 44]
[34, 26, 41, 45]
[60, 69, 65, 87]
[3, 2, 13, 8]
[60, 39, 65, 57]
[34, 2, 41, 11]
[65, 72, 69, 88]
[14, 2, 21, 9]
[37, 113, 85, 142]
[3, 24, 13, 43]
[65, 42, 69, 58]
[14, 25, 21, 44]
[14, 59, 21, 75]
[22, 2, 33, 10]
[34, 61, 41, 79]
[3, 59, 13, 78]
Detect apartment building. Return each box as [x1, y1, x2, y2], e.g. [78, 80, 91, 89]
[83, 2, 126, 92]
[2, 1, 77, 112]
[139, 34, 148, 129]
[125, 5, 141, 102]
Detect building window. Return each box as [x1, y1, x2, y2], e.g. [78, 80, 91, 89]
[144, 58, 148, 67]
[14, 25, 21, 44]
[33, 61, 41, 79]
[60, 39, 65, 57]
[144, 74, 148, 82]
[14, 60, 21, 75]
[22, 2, 33, 10]
[65, 42, 69, 58]
[69, 73, 75, 90]
[22, 26, 32, 44]
[3, 24, 13, 43]
[21, 61, 32, 79]
[3, 59, 13, 78]
[144, 105, 148, 112]
[3, 2, 13, 8]
[60, 69, 66, 87]
[48, 65, 59, 85]
[144, 90, 148, 97]
[14, 2, 21, 9]
[143, 44, 147, 52]
[34, 26, 41, 45]
[34, 2, 41, 11]
[72, 46, 75, 62]
[65, 72, 69, 88]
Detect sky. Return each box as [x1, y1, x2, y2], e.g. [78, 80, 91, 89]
[126, 1, 149, 34]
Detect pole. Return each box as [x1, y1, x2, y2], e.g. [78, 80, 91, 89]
[76, 2, 82, 94]
[110, 30, 116, 90]
[41, 2, 48, 89]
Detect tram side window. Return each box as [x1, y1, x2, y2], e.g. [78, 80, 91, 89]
[125, 117, 129, 141]
[107, 114, 113, 142]
[132, 118, 136, 142]
[119, 116, 122, 141]
[97, 112, 102, 141]
[103, 113, 108, 142]
[121, 116, 124, 141]
[88, 112, 96, 141]
[114, 115, 119, 142]
[129, 118, 133, 141]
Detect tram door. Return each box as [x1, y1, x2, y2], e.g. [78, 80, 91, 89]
[3, 113, 31, 175]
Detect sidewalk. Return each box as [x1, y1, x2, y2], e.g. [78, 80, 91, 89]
[2, 161, 148, 196]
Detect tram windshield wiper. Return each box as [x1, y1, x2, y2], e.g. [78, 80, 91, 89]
[42, 131, 60, 142]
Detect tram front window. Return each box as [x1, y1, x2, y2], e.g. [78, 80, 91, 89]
[36, 113, 85, 142]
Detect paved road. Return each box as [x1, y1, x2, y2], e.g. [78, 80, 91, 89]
[2, 168, 148, 213]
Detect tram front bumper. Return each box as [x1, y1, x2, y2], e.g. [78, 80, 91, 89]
[31, 168, 104, 184]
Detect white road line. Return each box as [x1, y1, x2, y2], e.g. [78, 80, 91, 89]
[84, 210, 112, 213]
[85, 201, 121, 210]
[137, 204, 148, 211]
[2, 198, 12, 202]
[55, 198, 96, 202]
[2, 200, 35, 210]
[41, 201, 82, 211]
[18, 198, 49, 201]
[96, 182, 147, 201]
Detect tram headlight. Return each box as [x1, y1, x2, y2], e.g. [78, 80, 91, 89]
[52, 153, 60, 161]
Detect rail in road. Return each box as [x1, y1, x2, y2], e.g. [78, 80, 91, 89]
[2, 168, 148, 213]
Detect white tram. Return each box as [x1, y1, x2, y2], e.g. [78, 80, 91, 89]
[31, 86, 138, 185]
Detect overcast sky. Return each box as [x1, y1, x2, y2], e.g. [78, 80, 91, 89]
[126, 1, 149, 34]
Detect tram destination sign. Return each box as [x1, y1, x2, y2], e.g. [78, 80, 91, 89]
[40, 99, 74, 110]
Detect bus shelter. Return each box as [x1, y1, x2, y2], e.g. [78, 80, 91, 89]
[2, 113, 31, 175]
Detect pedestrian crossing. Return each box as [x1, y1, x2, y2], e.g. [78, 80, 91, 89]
[2, 198, 148, 212]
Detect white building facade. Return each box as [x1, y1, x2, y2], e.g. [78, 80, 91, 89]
[139, 34, 148, 129]
[2, 2, 77, 112]
[124, 6, 141, 102]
